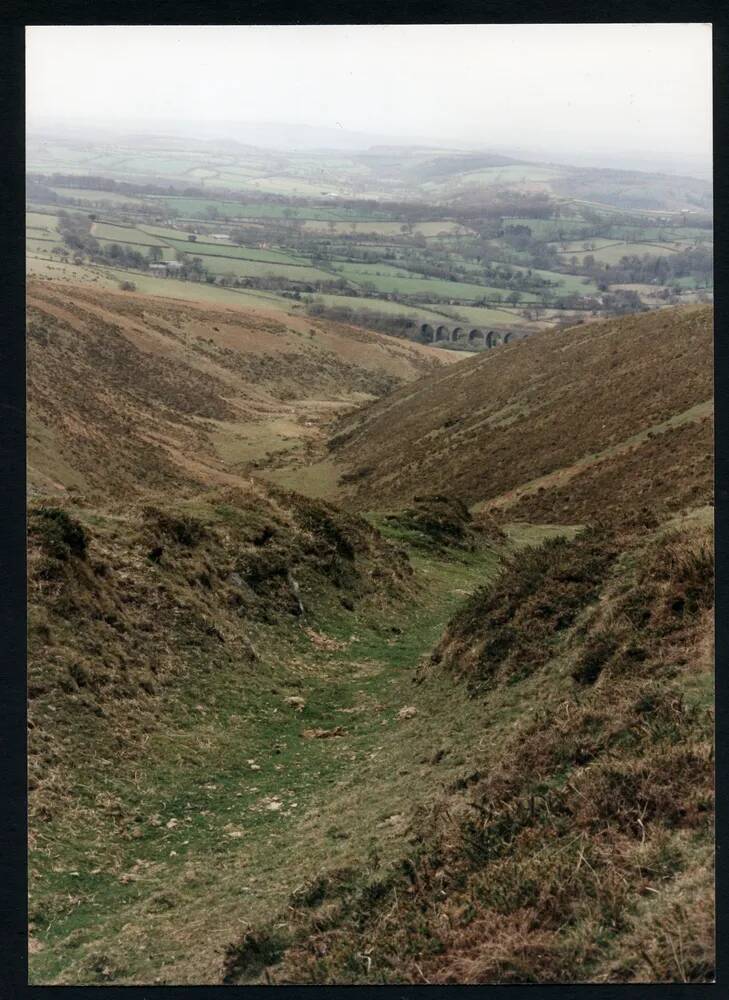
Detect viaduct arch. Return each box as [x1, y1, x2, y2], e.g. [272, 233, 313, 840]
[421, 323, 519, 350]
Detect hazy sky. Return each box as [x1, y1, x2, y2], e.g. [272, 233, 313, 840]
[26, 24, 712, 164]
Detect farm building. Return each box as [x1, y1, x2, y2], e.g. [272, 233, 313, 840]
[148, 261, 183, 277]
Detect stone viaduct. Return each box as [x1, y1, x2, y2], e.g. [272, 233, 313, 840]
[420, 323, 520, 349]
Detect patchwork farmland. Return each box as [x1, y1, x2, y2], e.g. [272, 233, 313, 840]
[26, 134, 712, 350]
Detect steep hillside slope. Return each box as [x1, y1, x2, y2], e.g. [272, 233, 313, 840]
[224, 512, 714, 984]
[27, 279, 453, 501]
[326, 306, 713, 520]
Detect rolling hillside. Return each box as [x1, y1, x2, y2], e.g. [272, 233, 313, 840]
[27, 278, 455, 501]
[326, 306, 713, 521]
[28, 129, 712, 211]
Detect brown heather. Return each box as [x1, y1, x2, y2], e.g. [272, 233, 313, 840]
[26, 280, 713, 985]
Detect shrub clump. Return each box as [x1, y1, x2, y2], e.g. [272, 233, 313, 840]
[223, 929, 289, 984]
[288, 495, 357, 560]
[28, 506, 88, 561]
[393, 494, 475, 550]
[144, 507, 207, 547]
[434, 526, 617, 689]
[279, 488, 412, 598]
[572, 525, 713, 686]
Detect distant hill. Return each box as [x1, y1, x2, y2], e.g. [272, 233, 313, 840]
[326, 306, 713, 521]
[27, 121, 711, 211]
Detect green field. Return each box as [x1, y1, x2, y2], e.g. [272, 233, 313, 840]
[436, 164, 565, 189]
[242, 175, 353, 197]
[181, 255, 334, 283]
[214, 165, 268, 178]
[671, 275, 709, 290]
[91, 222, 168, 247]
[327, 270, 538, 302]
[148, 197, 392, 223]
[26, 211, 64, 252]
[554, 239, 627, 253]
[663, 228, 713, 242]
[200, 176, 264, 192]
[302, 219, 470, 237]
[26, 210, 62, 233]
[26, 238, 63, 256]
[87, 224, 331, 281]
[507, 264, 598, 295]
[134, 224, 200, 241]
[188, 167, 220, 179]
[438, 304, 524, 327]
[27, 202, 88, 220]
[581, 242, 683, 265]
[97, 269, 291, 307]
[551, 240, 693, 266]
[152, 234, 310, 266]
[306, 294, 450, 324]
[329, 260, 424, 281]
[26, 143, 100, 170]
[26, 252, 295, 310]
[105, 155, 210, 176]
[50, 187, 147, 206]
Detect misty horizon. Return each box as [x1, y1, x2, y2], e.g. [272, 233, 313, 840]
[26, 24, 712, 181]
[26, 115, 713, 184]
